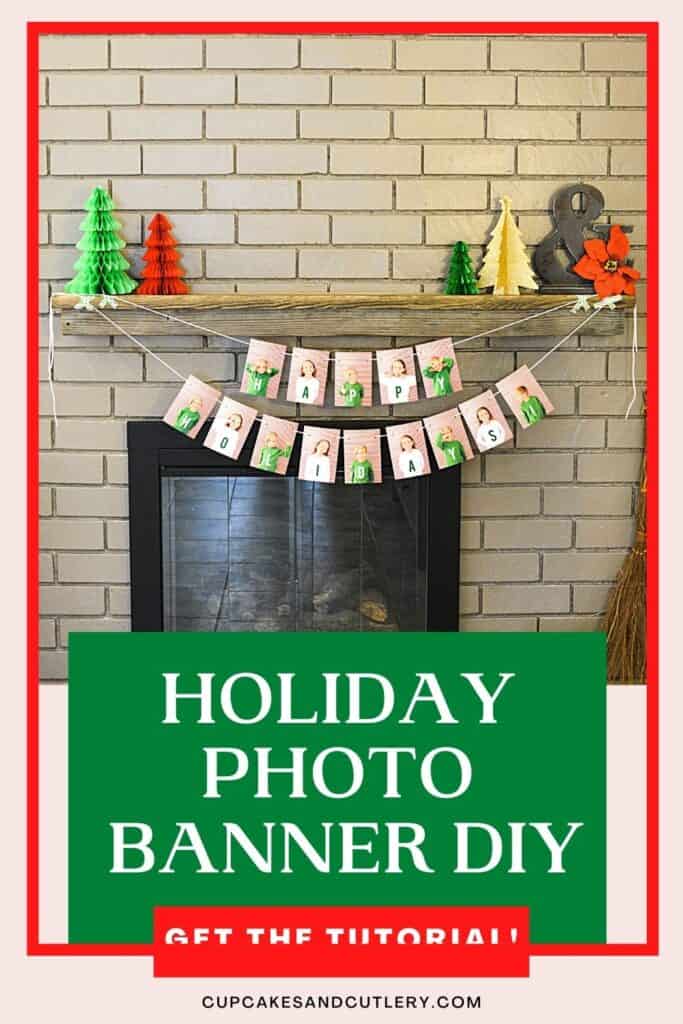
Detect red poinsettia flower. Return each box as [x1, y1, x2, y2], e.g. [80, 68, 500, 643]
[573, 225, 640, 299]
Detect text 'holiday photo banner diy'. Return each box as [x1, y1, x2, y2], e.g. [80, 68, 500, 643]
[48, 292, 635, 485]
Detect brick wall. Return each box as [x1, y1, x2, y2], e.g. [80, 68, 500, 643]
[38, 32, 647, 681]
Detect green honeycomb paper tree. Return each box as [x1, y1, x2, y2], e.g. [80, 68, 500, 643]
[444, 241, 479, 295]
[65, 187, 137, 295]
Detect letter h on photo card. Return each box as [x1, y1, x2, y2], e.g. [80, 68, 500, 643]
[241, 339, 287, 400]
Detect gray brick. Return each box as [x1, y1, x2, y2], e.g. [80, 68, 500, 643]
[55, 419, 126, 450]
[58, 553, 129, 583]
[577, 451, 642, 482]
[461, 486, 541, 517]
[60, 617, 131, 639]
[48, 72, 140, 106]
[538, 616, 602, 632]
[332, 215, 421, 245]
[299, 248, 388, 279]
[206, 248, 295, 279]
[330, 144, 421, 175]
[111, 36, 203, 69]
[607, 418, 645, 449]
[543, 485, 632, 516]
[579, 385, 645, 416]
[207, 109, 297, 139]
[40, 108, 108, 140]
[112, 108, 203, 140]
[41, 585, 106, 615]
[51, 144, 141, 176]
[573, 584, 612, 614]
[608, 351, 647, 381]
[237, 144, 326, 174]
[332, 73, 422, 105]
[40, 554, 54, 582]
[238, 73, 329, 105]
[40, 452, 102, 484]
[114, 385, 177, 417]
[544, 551, 627, 582]
[484, 519, 572, 549]
[461, 552, 539, 583]
[426, 75, 515, 106]
[143, 144, 234, 175]
[302, 178, 393, 211]
[516, 418, 604, 449]
[575, 518, 635, 548]
[40, 488, 53, 516]
[113, 177, 203, 209]
[302, 37, 392, 69]
[397, 39, 487, 70]
[483, 585, 570, 614]
[301, 108, 390, 139]
[485, 453, 574, 483]
[240, 213, 329, 245]
[54, 352, 142, 383]
[424, 143, 514, 174]
[461, 616, 538, 632]
[143, 72, 235, 104]
[208, 178, 297, 210]
[459, 586, 480, 615]
[207, 37, 298, 69]
[40, 650, 68, 681]
[106, 521, 130, 550]
[109, 586, 131, 615]
[145, 352, 236, 384]
[56, 486, 128, 517]
[40, 619, 57, 648]
[396, 179, 488, 210]
[144, 212, 234, 245]
[519, 351, 606, 382]
[40, 36, 108, 70]
[105, 455, 128, 484]
[40, 519, 104, 550]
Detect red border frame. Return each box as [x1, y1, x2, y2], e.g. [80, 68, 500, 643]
[26, 20, 659, 962]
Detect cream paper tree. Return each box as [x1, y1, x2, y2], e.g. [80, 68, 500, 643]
[478, 195, 538, 295]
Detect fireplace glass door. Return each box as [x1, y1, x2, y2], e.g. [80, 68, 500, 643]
[161, 474, 428, 632]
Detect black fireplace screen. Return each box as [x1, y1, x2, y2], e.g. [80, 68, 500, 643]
[128, 421, 461, 632]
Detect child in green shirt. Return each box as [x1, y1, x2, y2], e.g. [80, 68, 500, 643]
[423, 355, 455, 397]
[516, 385, 546, 425]
[245, 358, 280, 397]
[174, 396, 202, 434]
[257, 432, 292, 473]
[436, 424, 466, 466]
[349, 445, 374, 484]
[338, 367, 364, 408]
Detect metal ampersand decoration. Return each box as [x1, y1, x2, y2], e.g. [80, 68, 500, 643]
[533, 183, 633, 293]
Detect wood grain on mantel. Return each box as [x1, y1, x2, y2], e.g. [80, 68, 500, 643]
[52, 292, 632, 339]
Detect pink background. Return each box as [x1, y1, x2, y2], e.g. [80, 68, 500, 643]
[334, 350, 373, 408]
[162, 374, 220, 439]
[240, 338, 287, 399]
[497, 364, 555, 428]
[377, 346, 418, 404]
[459, 389, 514, 451]
[415, 337, 463, 398]
[342, 428, 383, 484]
[385, 420, 431, 479]
[423, 408, 475, 467]
[249, 413, 298, 475]
[286, 347, 330, 406]
[203, 397, 258, 458]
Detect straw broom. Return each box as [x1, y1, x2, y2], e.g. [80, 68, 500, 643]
[603, 395, 646, 684]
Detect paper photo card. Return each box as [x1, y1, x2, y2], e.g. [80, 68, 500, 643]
[377, 347, 418, 405]
[459, 390, 513, 453]
[497, 365, 555, 429]
[250, 414, 298, 476]
[240, 338, 287, 400]
[163, 375, 220, 440]
[343, 429, 382, 485]
[416, 337, 462, 399]
[298, 426, 341, 485]
[286, 347, 330, 407]
[386, 421, 431, 481]
[203, 397, 257, 460]
[334, 351, 373, 408]
[424, 409, 474, 469]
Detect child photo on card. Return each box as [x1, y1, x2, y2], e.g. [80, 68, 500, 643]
[343, 429, 382, 485]
[424, 408, 474, 468]
[250, 414, 297, 476]
[241, 339, 286, 400]
[299, 426, 341, 484]
[459, 390, 513, 453]
[163, 375, 220, 440]
[203, 397, 257, 460]
[386, 421, 431, 480]
[416, 337, 462, 398]
[286, 347, 330, 407]
[377, 347, 418, 405]
[497, 365, 555, 428]
[334, 351, 372, 408]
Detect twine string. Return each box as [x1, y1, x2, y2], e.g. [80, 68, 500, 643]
[624, 303, 639, 421]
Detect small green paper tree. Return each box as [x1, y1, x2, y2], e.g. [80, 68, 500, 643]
[444, 241, 479, 295]
[65, 187, 137, 295]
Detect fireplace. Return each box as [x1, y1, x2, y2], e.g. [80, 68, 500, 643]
[127, 421, 461, 632]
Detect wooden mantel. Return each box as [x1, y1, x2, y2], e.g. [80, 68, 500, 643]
[52, 292, 632, 339]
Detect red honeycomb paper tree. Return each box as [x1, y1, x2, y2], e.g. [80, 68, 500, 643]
[136, 213, 189, 295]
